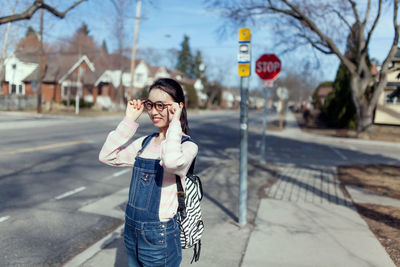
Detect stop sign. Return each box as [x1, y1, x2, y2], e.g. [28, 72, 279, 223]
[255, 54, 281, 80]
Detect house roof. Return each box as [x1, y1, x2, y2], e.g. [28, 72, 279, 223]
[18, 52, 97, 84]
[167, 69, 195, 84]
[149, 65, 161, 77]
[20, 53, 83, 82]
[318, 86, 333, 97]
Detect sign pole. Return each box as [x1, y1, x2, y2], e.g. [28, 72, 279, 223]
[238, 28, 251, 225]
[239, 76, 249, 225]
[260, 84, 270, 163]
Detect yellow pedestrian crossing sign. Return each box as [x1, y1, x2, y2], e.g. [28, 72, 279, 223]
[238, 28, 251, 77]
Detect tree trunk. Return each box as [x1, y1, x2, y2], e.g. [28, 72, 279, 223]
[358, 103, 374, 132]
[206, 90, 218, 109]
[350, 74, 374, 133]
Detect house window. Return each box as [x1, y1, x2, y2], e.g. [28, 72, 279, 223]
[18, 85, 23, 94]
[11, 84, 16, 94]
[135, 73, 143, 83]
[12, 64, 16, 70]
[386, 87, 400, 105]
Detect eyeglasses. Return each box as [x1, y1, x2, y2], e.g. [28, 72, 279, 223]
[144, 100, 173, 112]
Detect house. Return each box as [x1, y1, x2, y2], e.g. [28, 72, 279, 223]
[94, 59, 172, 104]
[1, 44, 206, 110]
[317, 86, 333, 106]
[2, 52, 95, 105]
[374, 50, 400, 125]
[221, 87, 240, 109]
[168, 69, 208, 105]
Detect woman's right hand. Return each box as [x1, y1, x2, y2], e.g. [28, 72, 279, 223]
[126, 99, 144, 121]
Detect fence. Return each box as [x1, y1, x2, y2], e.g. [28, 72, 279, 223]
[0, 95, 37, 110]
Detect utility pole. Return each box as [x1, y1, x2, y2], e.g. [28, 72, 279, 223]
[37, 8, 44, 113]
[237, 28, 251, 225]
[129, 0, 141, 99]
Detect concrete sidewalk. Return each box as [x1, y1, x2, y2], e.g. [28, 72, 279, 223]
[242, 112, 396, 267]
[63, 112, 396, 267]
[242, 164, 395, 266]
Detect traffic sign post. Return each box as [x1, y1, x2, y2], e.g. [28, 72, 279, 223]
[277, 87, 289, 129]
[238, 28, 251, 226]
[259, 86, 270, 163]
[255, 54, 281, 163]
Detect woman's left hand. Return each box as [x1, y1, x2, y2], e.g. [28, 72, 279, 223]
[168, 102, 183, 122]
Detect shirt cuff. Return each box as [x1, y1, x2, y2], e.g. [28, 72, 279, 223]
[122, 116, 139, 128]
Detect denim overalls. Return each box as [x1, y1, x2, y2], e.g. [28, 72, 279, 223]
[124, 133, 182, 267]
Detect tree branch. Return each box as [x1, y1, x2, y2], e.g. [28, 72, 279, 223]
[363, 0, 371, 24]
[364, 0, 382, 52]
[298, 33, 333, 55]
[331, 8, 352, 30]
[347, 0, 361, 23]
[277, 0, 356, 73]
[0, 0, 86, 25]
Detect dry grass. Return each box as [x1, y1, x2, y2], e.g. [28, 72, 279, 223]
[338, 165, 400, 200]
[295, 112, 400, 143]
[337, 165, 400, 265]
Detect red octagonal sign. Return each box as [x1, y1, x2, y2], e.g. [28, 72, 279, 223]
[255, 54, 281, 80]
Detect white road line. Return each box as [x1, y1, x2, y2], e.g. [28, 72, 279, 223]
[348, 144, 357, 150]
[329, 146, 348, 160]
[54, 186, 86, 200]
[0, 216, 10, 223]
[103, 169, 130, 181]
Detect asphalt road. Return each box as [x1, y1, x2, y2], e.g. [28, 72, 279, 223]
[0, 110, 399, 266]
[0, 110, 246, 266]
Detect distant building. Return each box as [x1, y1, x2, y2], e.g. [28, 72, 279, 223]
[1, 35, 207, 110]
[317, 86, 333, 106]
[374, 49, 400, 125]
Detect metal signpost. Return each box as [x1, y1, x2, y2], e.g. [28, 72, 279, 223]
[255, 54, 281, 163]
[238, 28, 251, 225]
[277, 87, 289, 129]
[259, 83, 270, 163]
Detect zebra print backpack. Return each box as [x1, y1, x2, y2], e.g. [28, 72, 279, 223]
[176, 137, 204, 263]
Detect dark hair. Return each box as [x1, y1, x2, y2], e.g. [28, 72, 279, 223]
[148, 78, 190, 134]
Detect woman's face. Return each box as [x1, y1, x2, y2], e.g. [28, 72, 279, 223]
[146, 88, 175, 129]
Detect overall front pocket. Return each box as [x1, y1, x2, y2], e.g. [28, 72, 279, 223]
[128, 168, 157, 210]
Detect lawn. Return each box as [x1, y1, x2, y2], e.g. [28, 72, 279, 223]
[338, 165, 400, 266]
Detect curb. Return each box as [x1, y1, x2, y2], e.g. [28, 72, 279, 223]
[63, 224, 124, 267]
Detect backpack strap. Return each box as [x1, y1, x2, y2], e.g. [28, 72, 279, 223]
[136, 133, 158, 159]
[176, 136, 196, 219]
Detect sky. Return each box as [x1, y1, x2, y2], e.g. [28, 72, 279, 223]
[1, 0, 397, 90]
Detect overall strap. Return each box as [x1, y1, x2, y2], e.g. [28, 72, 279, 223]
[136, 133, 158, 158]
[176, 136, 196, 218]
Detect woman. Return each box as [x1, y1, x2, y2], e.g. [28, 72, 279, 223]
[99, 78, 198, 267]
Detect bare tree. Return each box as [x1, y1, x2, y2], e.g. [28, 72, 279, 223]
[138, 47, 162, 66]
[0, 0, 86, 25]
[108, 0, 135, 107]
[209, 0, 400, 132]
[0, 0, 20, 87]
[276, 69, 318, 104]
